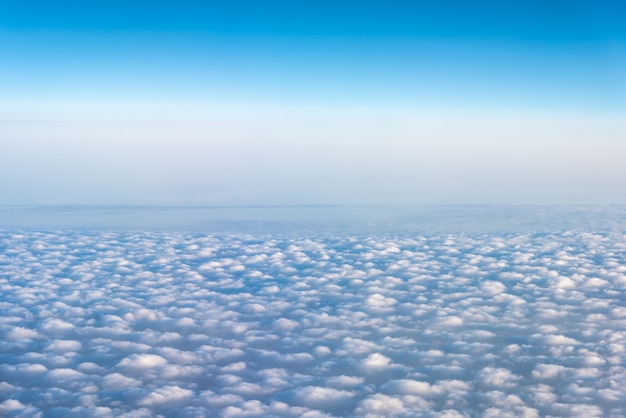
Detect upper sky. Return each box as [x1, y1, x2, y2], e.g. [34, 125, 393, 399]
[2, 0, 626, 108]
[1, 1, 625, 205]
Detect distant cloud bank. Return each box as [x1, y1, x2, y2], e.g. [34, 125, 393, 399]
[1, 229, 625, 416]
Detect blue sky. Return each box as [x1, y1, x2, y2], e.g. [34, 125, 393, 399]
[1, 1, 625, 205]
[2, 0, 626, 108]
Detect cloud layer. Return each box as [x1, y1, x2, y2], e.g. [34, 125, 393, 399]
[1, 229, 625, 417]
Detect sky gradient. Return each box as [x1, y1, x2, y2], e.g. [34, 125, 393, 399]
[1, 1, 625, 205]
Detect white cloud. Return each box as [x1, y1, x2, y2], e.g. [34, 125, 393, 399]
[437, 410, 470, 418]
[272, 318, 299, 331]
[138, 385, 194, 408]
[0, 399, 29, 413]
[293, 386, 355, 409]
[313, 346, 332, 358]
[101, 373, 142, 391]
[327, 375, 364, 388]
[222, 362, 247, 372]
[481, 281, 506, 295]
[117, 354, 168, 369]
[478, 367, 521, 389]
[544, 335, 581, 346]
[437, 316, 464, 327]
[531, 364, 569, 380]
[46, 340, 82, 353]
[40, 318, 76, 336]
[366, 293, 397, 308]
[0, 228, 624, 417]
[355, 394, 404, 416]
[361, 353, 392, 370]
[7, 327, 41, 340]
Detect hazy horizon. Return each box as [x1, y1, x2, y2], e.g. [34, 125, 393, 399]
[2, 204, 626, 235]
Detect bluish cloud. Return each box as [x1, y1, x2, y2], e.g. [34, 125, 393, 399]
[1, 225, 625, 416]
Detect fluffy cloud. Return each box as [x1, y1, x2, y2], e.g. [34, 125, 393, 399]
[102, 373, 142, 391]
[138, 385, 194, 408]
[0, 228, 624, 416]
[361, 353, 393, 371]
[117, 354, 169, 369]
[292, 386, 355, 410]
[6, 327, 41, 340]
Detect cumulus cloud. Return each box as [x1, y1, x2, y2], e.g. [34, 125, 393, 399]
[543, 334, 581, 346]
[292, 386, 355, 410]
[0, 228, 624, 416]
[355, 394, 404, 416]
[272, 318, 299, 331]
[117, 354, 169, 369]
[361, 353, 393, 371]
[138, 385, 194, 408]
[7, 327, 41, 340]
[40, 318, 76, 336]
[478, 367, 521, 389]
[102, 373, 142, 391]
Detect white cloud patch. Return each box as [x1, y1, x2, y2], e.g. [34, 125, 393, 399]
[361, 353, 393, 371]
[478, 367, 521, 389]
[366, 293, 397, 308]
[7, 327, 41, 340]
[0, 229, 624, 416]
[355, 394, 404, 416]
[138, 385, 194, 408]
[293, 386, 355, 410]
[40, 318, 76, 336]
[102, 373, 142, 391]
[272, 318, 299, 331]
[543, 334, 581, 346]
[117, 354, 169, 369]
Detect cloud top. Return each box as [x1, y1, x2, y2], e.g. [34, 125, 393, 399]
[0, 229, 625, 416]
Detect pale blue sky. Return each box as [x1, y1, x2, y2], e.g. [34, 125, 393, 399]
[1, 1, 625, 205]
